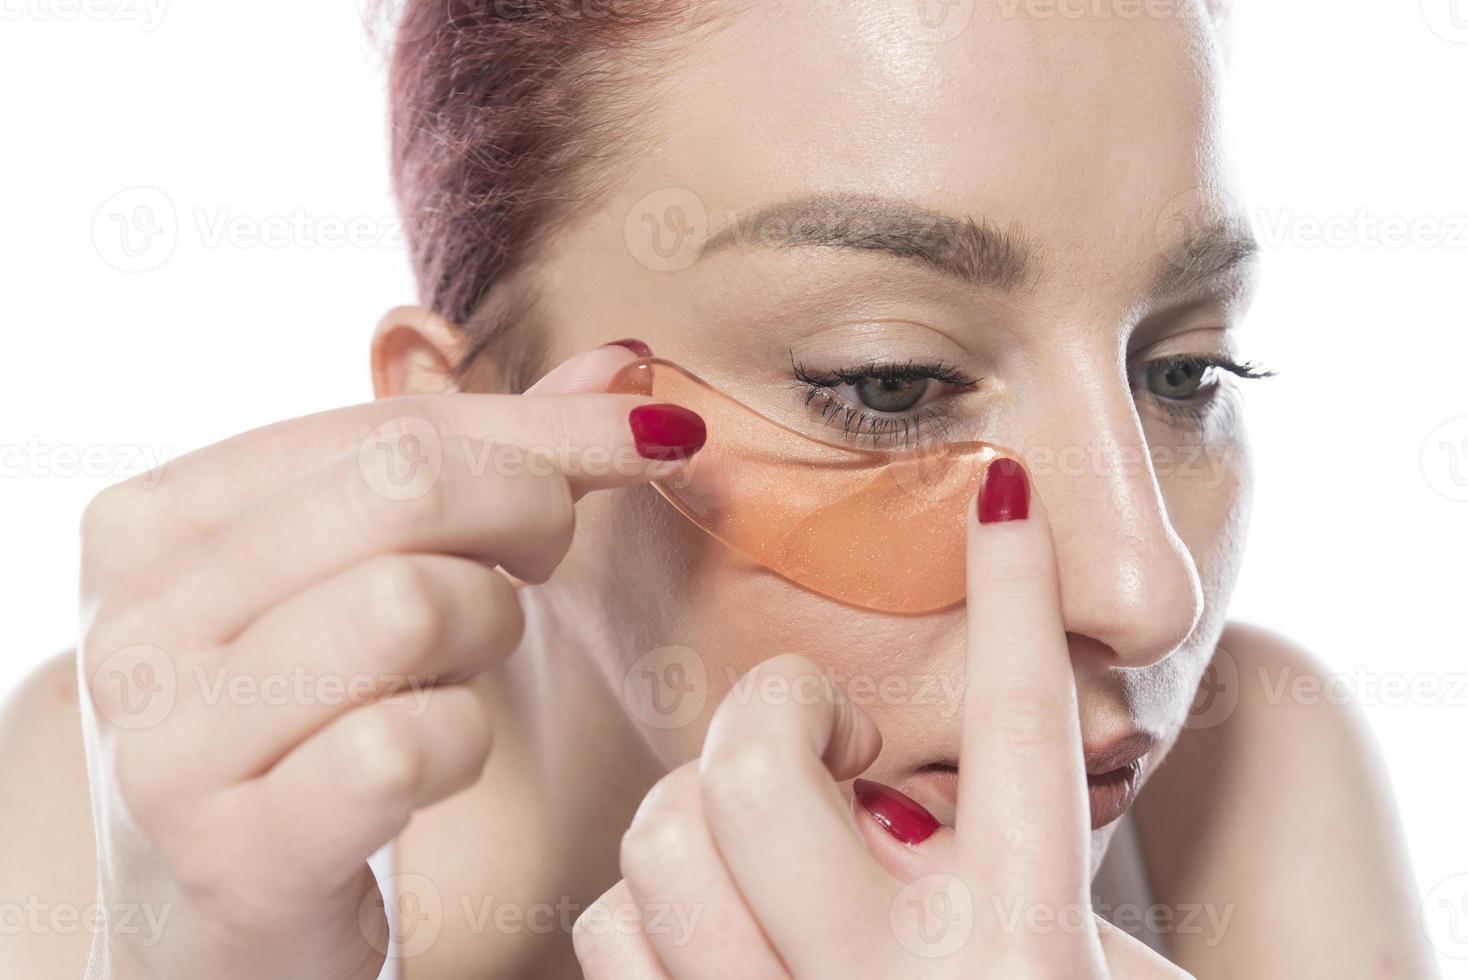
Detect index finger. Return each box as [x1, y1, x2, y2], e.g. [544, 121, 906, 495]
[955, 458, 1092, 923]
[96, 343, 666, 546]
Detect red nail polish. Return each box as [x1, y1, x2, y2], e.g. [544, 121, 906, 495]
[853, 779, 939, 846]
[977, 457, 1029, 524]
[606, 338, 654, 358]
[629, 404, 706, 461]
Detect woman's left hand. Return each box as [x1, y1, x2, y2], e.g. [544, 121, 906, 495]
[573, 465, 1193, 979]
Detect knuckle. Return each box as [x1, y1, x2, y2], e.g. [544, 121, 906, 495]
[537, 468, 576, 538]
[571, 883, 640, 973]
[454, 709, 495, 780]
[473, 569, 526, 658]
[171, 841, 225, 901]
[571, 901, 616, 969]
[82, 642, 130, 717]
[721, 653, 838, 713]
[168, 812, 240, 903]
[342, 709, 423, 803]
[620, 794, 702, 887]
[79, 481, 167, 592]
[700, 735, 795, 816]
[428, 686, 495, 788]
[356, 558, 445, 671]
[79, 480, 140, 543]
[500, 468, 575, 584]
[82, 599, 158, 662]
[346, 446, 450, 536]
[110, 738, 204, 852]
[80, 623, 178, 728]
[110, 737, 170, 827]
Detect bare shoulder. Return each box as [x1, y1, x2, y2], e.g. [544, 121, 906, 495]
[1135, 624, 1437, 978]
[0, 651, 98, 975]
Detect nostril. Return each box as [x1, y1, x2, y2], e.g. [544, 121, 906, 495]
[1064, 536, 1204, 669]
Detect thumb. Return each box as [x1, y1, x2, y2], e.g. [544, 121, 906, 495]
[525, 339, 653, 395]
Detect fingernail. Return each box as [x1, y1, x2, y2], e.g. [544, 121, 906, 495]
[853, 778, 939, 846]
[605, 338, 654, 358]
[629, 404, 706, 461]
[977, 457, 1029, 524]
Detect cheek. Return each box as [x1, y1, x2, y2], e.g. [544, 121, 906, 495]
[1134, 438, 1253, 730]
[568, 487, 968, 764]
[1156, 424, 1252, 607]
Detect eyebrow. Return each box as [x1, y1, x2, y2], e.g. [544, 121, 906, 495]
[1151, 220, 1260, 298]
[699, 192, 1035, 290]
[698, 191, 1258, 299]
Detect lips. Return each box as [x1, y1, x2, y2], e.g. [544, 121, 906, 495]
[896, 732, 1157, 832]
[1083, 732, 1156, 779]
[1081, 732, 1154, 830]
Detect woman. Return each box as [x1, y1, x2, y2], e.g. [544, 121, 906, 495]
[0, 0, 1434, 977]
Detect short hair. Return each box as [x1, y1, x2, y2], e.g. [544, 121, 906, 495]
[386, 0, 714, 391]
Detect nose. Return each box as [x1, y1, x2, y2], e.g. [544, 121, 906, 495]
[1021, 374, 1204, 670]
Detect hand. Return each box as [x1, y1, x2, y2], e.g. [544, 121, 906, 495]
[574, 460, 1192, 979]
[77, 343, 702, 980]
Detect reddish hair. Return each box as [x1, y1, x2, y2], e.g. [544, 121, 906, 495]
[386, 0, 709, 390]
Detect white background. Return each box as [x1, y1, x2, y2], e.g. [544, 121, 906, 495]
[2, 0, 1466, 972]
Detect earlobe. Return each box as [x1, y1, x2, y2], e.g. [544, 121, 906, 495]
[370, 305, 465, 399]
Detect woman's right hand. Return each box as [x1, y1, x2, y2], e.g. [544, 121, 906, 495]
[77, 342, 699, 980]
[576, 459, 1192, 980]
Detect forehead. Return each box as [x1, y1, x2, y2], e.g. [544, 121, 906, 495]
[622, 0, 1231, 288]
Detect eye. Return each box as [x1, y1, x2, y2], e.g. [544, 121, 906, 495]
[1145, 357, 1212, 400]
[1135, 354, 1274, 407]
[789, 355, 981, 449]
[852, 375, 930, 413]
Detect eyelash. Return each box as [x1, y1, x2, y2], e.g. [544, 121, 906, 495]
[1137, 354, 1275, 424]
[788, 351, 1273, 448]
[789, 354, 980, 449]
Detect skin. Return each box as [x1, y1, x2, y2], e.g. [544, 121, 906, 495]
[0, 0, 1436, 977]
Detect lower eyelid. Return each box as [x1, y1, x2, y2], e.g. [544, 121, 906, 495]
[798, 386, 953, 448]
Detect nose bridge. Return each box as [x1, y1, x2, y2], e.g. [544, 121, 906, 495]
[1024, 374, 1203, 669]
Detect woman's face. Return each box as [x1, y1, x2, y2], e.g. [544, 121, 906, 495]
[521, 0, 1256, 858]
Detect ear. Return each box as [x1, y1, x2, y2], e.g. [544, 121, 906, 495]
[371, 305, 465, 399]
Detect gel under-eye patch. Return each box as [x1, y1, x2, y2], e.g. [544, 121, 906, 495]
[608, 358, 1009, 614]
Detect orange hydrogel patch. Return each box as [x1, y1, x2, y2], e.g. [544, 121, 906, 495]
[608, 358, 1008, 614]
